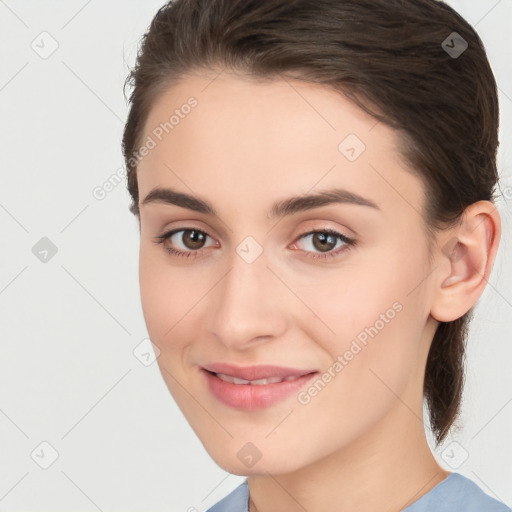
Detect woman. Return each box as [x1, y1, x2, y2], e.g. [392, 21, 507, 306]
[122, 0, 510, 510]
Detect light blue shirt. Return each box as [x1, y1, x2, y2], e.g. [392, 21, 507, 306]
[205, 472, 510, 512]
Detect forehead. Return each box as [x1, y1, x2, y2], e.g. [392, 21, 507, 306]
[141, 70, 386, 156]
[136, 70, 424, 218]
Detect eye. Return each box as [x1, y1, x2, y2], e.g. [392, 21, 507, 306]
[153, 228, 218, 258]
[153, 227, 355, 261]
[290, 228, 356, 260]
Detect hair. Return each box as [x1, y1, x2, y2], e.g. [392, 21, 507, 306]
[122, 0, 500, 447]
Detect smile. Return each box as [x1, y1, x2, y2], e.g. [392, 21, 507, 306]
[201, 366, 318, 410]
[215, 372, 303, 385]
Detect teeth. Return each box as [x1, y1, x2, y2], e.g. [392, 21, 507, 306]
[215, 373, 301, 385]
[251, 377, 285, 385]
[216, 373, 251, 384]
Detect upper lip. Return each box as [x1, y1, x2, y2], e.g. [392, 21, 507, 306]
[202, 363, 317, 381]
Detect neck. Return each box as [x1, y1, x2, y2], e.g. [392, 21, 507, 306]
[246, 402, 450, 512]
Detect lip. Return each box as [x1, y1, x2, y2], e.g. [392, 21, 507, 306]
[202, 363, 317, 381]
[200, 363, 319, 410]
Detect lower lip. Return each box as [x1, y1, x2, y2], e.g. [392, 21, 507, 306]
[201, 369, 318, 410]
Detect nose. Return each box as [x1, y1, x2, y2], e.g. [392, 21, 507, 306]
[206, 247, 289, 350]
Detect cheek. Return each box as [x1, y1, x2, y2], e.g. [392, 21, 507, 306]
[138, 243, 224, 373]
[138, 246, 193, 343]
[297, 262, 417, 351]
[298, 243, 431, 395]
[138, 248, 202, 407]
[289, 287, 427, 457]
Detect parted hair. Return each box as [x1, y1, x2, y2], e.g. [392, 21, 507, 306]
[122, 0, 500, 446]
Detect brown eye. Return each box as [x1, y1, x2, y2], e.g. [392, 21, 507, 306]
[154, 228, 217, 258]
[182, 229, 207, 250]
[296, 230, 350, 253]
[311, 232, 338, 252]
[291, 229, 356, 261]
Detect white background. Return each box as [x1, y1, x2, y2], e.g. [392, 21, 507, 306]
[0, 0, 511, 510]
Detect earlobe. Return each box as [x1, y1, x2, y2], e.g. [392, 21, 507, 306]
[430, 201, 501, 322]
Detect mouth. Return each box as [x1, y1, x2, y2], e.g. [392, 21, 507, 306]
[206, 370, 309, 386]
[201, 362, 318, 381]
[200, 364, 319, 410]
[207, 370, 306, 385]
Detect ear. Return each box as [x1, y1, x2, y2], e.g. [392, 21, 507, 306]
[430, 200, 501, 322]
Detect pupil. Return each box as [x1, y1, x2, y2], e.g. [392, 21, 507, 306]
[313, 232, 336, 252]
[184, 230, 205, 249]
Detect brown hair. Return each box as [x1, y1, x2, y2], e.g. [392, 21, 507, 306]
[122, 0, 500, 446]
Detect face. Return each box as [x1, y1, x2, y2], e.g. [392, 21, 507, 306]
[136, 70, 440, 475]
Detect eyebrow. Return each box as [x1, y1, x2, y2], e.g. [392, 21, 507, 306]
[140, 186, 380, 218]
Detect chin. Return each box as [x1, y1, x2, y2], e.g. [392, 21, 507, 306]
[207, 447, 302, 477]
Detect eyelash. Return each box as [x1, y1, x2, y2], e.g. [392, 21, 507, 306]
[153, 227, 356, 261]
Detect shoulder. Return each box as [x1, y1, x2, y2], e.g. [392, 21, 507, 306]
[205, 480, 249, 512]
[404, 472, 510, 512]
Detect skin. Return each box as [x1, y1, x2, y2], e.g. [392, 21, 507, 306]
[134, 69, 500, 512]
